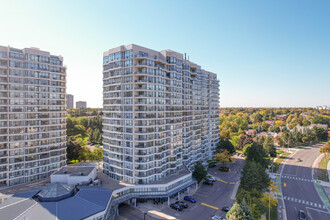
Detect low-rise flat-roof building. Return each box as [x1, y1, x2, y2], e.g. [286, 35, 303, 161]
[51, 166, 97, 186]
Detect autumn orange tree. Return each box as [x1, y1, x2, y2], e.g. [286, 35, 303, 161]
[320, 141, 330, 158]
[214, 150, 231, 165]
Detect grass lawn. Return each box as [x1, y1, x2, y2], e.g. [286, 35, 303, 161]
[317, 155, 330, 182]
[272, 152, 291, 173]
[266, 204, 277, 220]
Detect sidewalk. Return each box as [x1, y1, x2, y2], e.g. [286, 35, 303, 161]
[313, 153, 330, 210]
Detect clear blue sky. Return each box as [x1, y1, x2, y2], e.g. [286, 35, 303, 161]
[1, 0, 329, 107]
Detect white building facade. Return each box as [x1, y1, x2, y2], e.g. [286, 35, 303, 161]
[102, 44, 219, 184]
[0, 46, 67, 186]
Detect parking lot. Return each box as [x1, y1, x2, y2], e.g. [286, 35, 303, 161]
[118, 157, 245, 220]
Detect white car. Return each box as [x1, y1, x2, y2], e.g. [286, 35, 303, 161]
[207, 176, 217, 182]
[211, 215, 223, 220]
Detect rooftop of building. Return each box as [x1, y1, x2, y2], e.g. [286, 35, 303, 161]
[0, 186, 112, 220]
[53, 166, 95, 176]
[149, 166, 191, 185]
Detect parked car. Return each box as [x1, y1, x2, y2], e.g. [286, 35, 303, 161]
[208, 162, 216, 168]
[207, 176, 217, 182]
[298, 210, 306, 220]
[203, 180, 213, 185]
[222, 206, 231, 212]
[184, 196, 196, 203]
[170, 203, 183, 211]
[211, 215, 223, 220]
[219, 166, 229, 172]
[175, 201, 189, 208]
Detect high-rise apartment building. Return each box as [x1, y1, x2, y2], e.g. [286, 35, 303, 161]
[76, 101, 87, 109]
[0, 46, 67, 186]
[67, 94, 74, 109]
[102, 44, 219, 184]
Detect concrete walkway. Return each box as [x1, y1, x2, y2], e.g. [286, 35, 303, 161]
[328, 158, 330, 181]
[313, 153, 330, 209]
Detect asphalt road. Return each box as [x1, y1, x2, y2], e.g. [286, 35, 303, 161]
[280, 144, 330, 220]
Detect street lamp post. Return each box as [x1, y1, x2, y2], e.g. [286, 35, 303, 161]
[269, 188, 271, 220]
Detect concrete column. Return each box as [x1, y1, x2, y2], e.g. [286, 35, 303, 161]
[178, 192, 180, 200]
[168, 197, 170, 206]
[188, 187, 190, 194]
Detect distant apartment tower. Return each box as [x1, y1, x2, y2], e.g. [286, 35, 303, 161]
[67, 94, 74, 109]
[0, 46, 67, 186]
[76, 101, 87, 109]
[102, 44, 220, 184]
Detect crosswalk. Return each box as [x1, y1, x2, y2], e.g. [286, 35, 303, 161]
[281, 175, 317, 183]
[283, 196, 327, 209]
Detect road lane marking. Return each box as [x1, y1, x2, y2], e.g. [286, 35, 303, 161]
[306, 207, 330, 214]
[201, 203, 219, 210]
[229, 182, 236, 184]
[218, 179, 228, 183]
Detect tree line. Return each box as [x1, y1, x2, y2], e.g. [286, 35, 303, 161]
[66, 109, 103, 162]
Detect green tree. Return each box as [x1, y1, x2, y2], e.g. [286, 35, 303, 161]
[243, 144, 253, 156]
[263, 137, 276, 157]
[312, 115, 329, 125]
[280, 131, 295, 148]
[236, 188, 263, 219]
[251, 113, 263, 123]
[241, 161, 270, 192]
[217, 139, 235, 154]
[66, 140, 82, 160]
[246, 143, 269, 167]
[77, 117, 89, 128]
[71, 125, 86, 136]
[240, 199, 254, 220]
[79, 147, 92, 161]
[231, 135, 240, 148]
[192, 161, 207, 183]
[302, 119, 311, 126]
[292, 127, 302, 143]
[269, 125, 280, 133]
[226, 202, 247, 220]
[312, 126, 328, 141]
[92, 148, 103, 161]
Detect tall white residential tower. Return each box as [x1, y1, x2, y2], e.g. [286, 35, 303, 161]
[0, 46, 67, 186]
[102, 44, 219, 184]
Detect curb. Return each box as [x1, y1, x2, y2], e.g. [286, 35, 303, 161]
[230, 181, 240, 200]
[312, 153, 330, 212]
